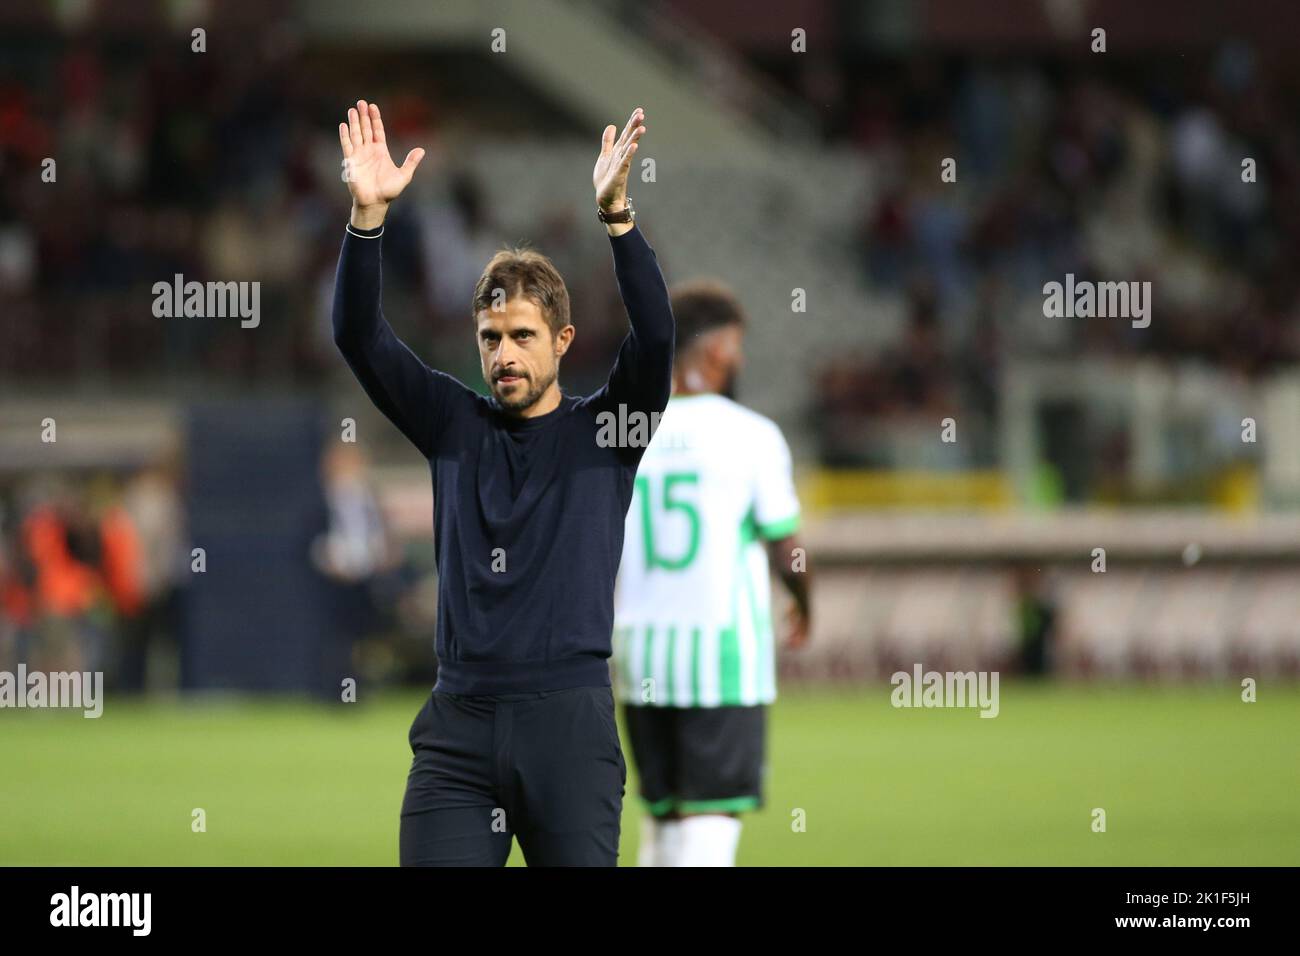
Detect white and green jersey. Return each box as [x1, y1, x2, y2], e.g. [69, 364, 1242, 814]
[613, 393, 801, 708]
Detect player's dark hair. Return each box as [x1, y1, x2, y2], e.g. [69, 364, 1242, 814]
[669, 279, 747, 358]
[472, 247, 571, 337]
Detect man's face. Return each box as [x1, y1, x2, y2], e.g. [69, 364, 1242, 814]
[476, 296, 572, 413]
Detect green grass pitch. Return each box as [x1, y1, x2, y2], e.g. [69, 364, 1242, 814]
[2, 682, 1297, 865]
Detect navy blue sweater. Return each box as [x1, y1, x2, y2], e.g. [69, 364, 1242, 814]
[332, 222, 674, 695]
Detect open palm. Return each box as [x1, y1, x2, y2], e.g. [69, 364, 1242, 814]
[593, 107, 646, 209]
[339, 100, 425, 208]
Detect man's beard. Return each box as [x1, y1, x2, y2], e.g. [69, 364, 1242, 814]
[719, 365, 740, 400]
[493, 365, 556, 413]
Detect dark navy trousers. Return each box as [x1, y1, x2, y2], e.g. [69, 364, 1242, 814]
[399, 685, 626, 866]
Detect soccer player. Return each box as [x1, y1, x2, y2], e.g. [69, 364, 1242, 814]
[612, 280, 812, 866]
[332, 100, 673, 866]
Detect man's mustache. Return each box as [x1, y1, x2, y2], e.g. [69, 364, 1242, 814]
[493, 370, 529, 382]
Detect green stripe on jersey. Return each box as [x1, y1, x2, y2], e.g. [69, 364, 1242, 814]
[757, 513, 800, 539]
[690, 626, 702, 706]
[616, 505, 780, 707]
[718, 624, 741, 704]
[664, 625, 676, 704]
[642, 624, 654, 704]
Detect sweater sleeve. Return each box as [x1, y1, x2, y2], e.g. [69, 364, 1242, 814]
[594, 224, 675, 417]
[331, 224, 459, 458]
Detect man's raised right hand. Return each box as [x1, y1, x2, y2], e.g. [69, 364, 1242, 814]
[339, 99, 425, 229]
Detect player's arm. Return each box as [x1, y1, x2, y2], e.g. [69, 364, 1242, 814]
[766, 534, 812, 650]
[754, 424, 812, 650]
[331, 99, 448, 458]
[593, 108, 674, 417]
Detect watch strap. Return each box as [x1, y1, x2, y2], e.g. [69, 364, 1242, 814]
[597, 199, 635, 224]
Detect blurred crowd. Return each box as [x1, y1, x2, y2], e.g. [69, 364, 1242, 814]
[803, 46, 1300, 464]
[3, 35, 1295, 469]
[0, 463, 184, 688]
[0, 32, 535, 687]
[0, 35, 626, 397]
[1, 17, 1295, 692]
[0, 443, 435, 692]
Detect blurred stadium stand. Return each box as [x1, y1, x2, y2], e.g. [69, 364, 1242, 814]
[2, 0, 1298, 691]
